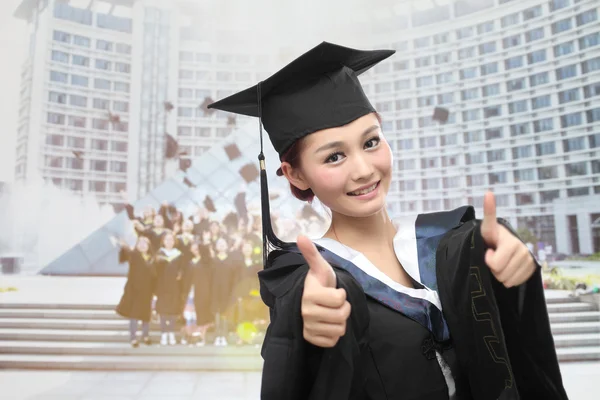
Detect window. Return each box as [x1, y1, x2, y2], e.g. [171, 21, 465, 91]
[538, 166, 558, 180]
[375, 82, 392, 93]
[505, 56, 523, 70]
[479, 42, 496, 55]
[508, 100, 528, 114]
[561, 112, 582, 128]
[418, 116, 434, 128]
[111, 161, 127, 173]
[90, 160, 107, 172]
[422, 178, 440, 190]
[460, 67, 477, 80]
[554, 41, 575, 57]
[113, 121, 128, 132]
[421, 157, 438, 168]
[436, 72, 453, 84]
[236, 72, 251, 81]
[50, 70, 68, 83]
[394, 61, 409, 71]
[532, 95, 551, 110]
[464, 131, 483, 143]
[461, 88, 479, 100]
[503, 34, 521, 49]
[443, 177, 461, 188]
[67, 136, 85, 149]
[89, 181, 106, 192]
[540, 190, 560, 204]
[458, 47, 475, 60]
[397, 159, 416, 170]
[485, 128, 503, 140]
[415, 56, 431, 67]
[435, 53, 451, 64]
[416, 76, 433, 87]
[513, 145, 532, 159]
[396, 99, 412, 110]
[178, 107, 193, 118]
[477, 21, 494, 34]
[457, 26, 474, 39]
[114, 82, 130, 93]
[467, 174, 486, 187]
[584, 83, 600, 100]
[482, 84, 500, 97]
[438, 93, 454, 104]
[414, 37, 430, 48]
[552, 18, 572, 34]
[536, 141, 556, 156]
[72, 55, 89, 67]
[576, 9, 598, 26]
[418, 96, 435, 107]
[433, 33, 449, 44]
[70, 74, 88, 87]
[69, 94, 87, 108]
[51, 50, 69, 63]
[466, 152, 485, 165]
[528, 49, 546, 64]
[49, 91, 66, 104]
[514, 169, 536, 182]
[563, 137, 586, 152]
[462, 109, 480, 122]
[93, 98, 109, 110]
[534, 118, 554, 132]
[65, 179, 83, 190]
[46, 134, 64, 146]
[47, 112, 65, 125]
[116, 43, 131, 54]
[91, 139, 108, 151]
[395, 79, 411, 90]
[530, 72, 549, 87]
[589, 134, 600, 149]
[68, 116, 85, 128]
[113, 101, 129, 112]
[580, 33, 600, 50]
[568, 187, 589, 197]
[484, 106, 501, 118]
[587, 108, 600, 123]
[507, 78, 526, 92]
[95, 59, 111, 70]
[97, 13, 132, 33]
[53, 30, 70, 43]
[73, 35, 90, 47]
[559, 88, 580, 103]
[593, 160, 600, 174]
[376, 101, 393, 112]
[582, 57, 600, 74]
[501, 13, 519, 28]
[565, 161, 588, 176]
[511, 123, 530, 136]
[112, 141, 128, 152]
[523, 5, 542, 20]
[179, 70, 194, 80]
[110, 182, 127, 193]
[481, 62, 498, 76]
[556, 64, 577, 80]
[94, 78, 111, 90]
[397, 119, 413, 130]
[53, 3, 92, 25]
[516, 194, 534, 206]
[525, 28, 544, 42]
[93, 118, 109, 130]
[488, 172, 507, 185]
[487, 149, 505, 162]
[550, 0, 570, 12]
[96, 39, 113, 52]
[441, 134, 457, 146]
[420, 136, 437, 149]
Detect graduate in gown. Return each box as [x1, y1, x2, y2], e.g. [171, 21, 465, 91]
[208, 42, 568, 400]
[190, 240, 214, 346]
[154, 231, 184, 346]
[115, 236, 156, 347]
[210, 237, 238, 346]
[176, 220, 197, 314]
[134, 214, 169, 252]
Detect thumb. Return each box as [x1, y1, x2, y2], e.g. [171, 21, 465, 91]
[481, 191, 499, 247]
[297, 235, 336, 288]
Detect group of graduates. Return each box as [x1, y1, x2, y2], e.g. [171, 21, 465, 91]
[115, 202, 268, 347]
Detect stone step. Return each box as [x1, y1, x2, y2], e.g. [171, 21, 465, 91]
[556, 346, 600, 362]
[0, 309, 122, 320]
[0, 318, 145, 331]
[0, 341, 261, 357]
[549, 311, 600, 324]
[546, 302, 597, 314]
[544, 295, 579, 305]
[550, 321, 600, 335]
[0, 303, 115, 311]
[0, 354, 263, 371]
[553, 333, 600, 348]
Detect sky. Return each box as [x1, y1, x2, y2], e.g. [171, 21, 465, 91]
[0, 0, 27, 183]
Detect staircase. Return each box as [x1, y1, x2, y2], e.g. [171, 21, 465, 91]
[0, 294, 597, 370]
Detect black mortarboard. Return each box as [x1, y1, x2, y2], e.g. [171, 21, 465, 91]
[224, 143, 242, 161]
[433, 107, 449, 124]
[207, 42, 394, 266]
[165, 134, 179, 159]
[239, 163, 259, 183]
[234, 191, 248, 221]
[203, 195, 216, 213]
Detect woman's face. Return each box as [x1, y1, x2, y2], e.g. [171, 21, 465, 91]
[210, 222, 220, 235]
[191, 243, 200, 256]
[182, 220, 194, 233]
[154, 215, 164, 228]
[163, 234, 175, 249]
[282, 113, 392, 218]
[136, 238, 150, 253]
[215, 238, 228, 253]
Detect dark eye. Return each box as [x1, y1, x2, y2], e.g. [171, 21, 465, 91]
[325, 151, 344, 164]
[365, 137, 381, 149]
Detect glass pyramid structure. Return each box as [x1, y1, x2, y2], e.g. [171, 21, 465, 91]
[40, 120, 319, 276]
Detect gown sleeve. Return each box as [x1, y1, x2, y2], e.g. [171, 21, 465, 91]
[258, 250, 369, 400]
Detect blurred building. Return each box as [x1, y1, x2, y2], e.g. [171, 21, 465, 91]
[12, 0, 275, 205]
[359, 0, 600, 253]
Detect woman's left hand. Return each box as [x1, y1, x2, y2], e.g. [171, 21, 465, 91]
[480, 191, 537, 288]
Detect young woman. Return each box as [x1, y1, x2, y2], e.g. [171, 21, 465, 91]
[115, 236, 156, 347]
[208, 42, 567, 400]
[189, 240, 214, 346]
[154, 231, 183, 346]
[176, 220, 197, 314]
[210, 237, 237, 346]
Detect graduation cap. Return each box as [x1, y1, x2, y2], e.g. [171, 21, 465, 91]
[239, 163, 259, 183]
[234, 191, 248, 221]
[203, 195, 216, 213]
[200, 97, 215, 116]
[164, 101, 174, 112]
[72, 150, 84, 159]
[165, 134, 179, 159]
[208, 42, 394, 264]
[223, 212, 239, 232]
[107, 112, 120, 124]
[224, 143, 242, 161]
[432, 107, 449, 124]
[182, 177, 196, 188]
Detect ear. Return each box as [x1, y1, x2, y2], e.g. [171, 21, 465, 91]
[280, 161, 310, 191]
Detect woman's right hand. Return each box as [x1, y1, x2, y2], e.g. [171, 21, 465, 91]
[297, 235, 351, 348]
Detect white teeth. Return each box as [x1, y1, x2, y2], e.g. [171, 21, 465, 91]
[350, 183, 377, 196]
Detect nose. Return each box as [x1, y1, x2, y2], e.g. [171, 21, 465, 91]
[350, 152, 375, 182]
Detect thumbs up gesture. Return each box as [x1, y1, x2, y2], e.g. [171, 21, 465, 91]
[481, 191, 536, 288]
[297, 235, 351, 348]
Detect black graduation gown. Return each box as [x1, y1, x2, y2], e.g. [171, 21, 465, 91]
[115, 248, 156, 322]
[154, 248, 184, 316]
[191, 252, 213, 326]
[257, 209, 567, 400]
[230, 259, 266, 324]
[210, 252, 237, 315]
[176, 233, 196, 310]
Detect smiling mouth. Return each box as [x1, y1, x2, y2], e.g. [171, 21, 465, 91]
[348, 181, 379, 196]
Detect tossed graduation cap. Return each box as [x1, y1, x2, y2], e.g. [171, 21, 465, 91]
[432, 107, 449, 124]
[208, 42, 395, 266]
[234, 191, 248, 221]
[72, 150, 84, 159]
[224, 143, 242, 161]
[165, 134, 179, 159]
[179, 158, 192, 172]
[200, 97, 215, 116]
[203, 195, 216, 213]
[239, 163, 259, 183]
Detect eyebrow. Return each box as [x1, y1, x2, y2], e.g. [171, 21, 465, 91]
[314, 125, 381, 154]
